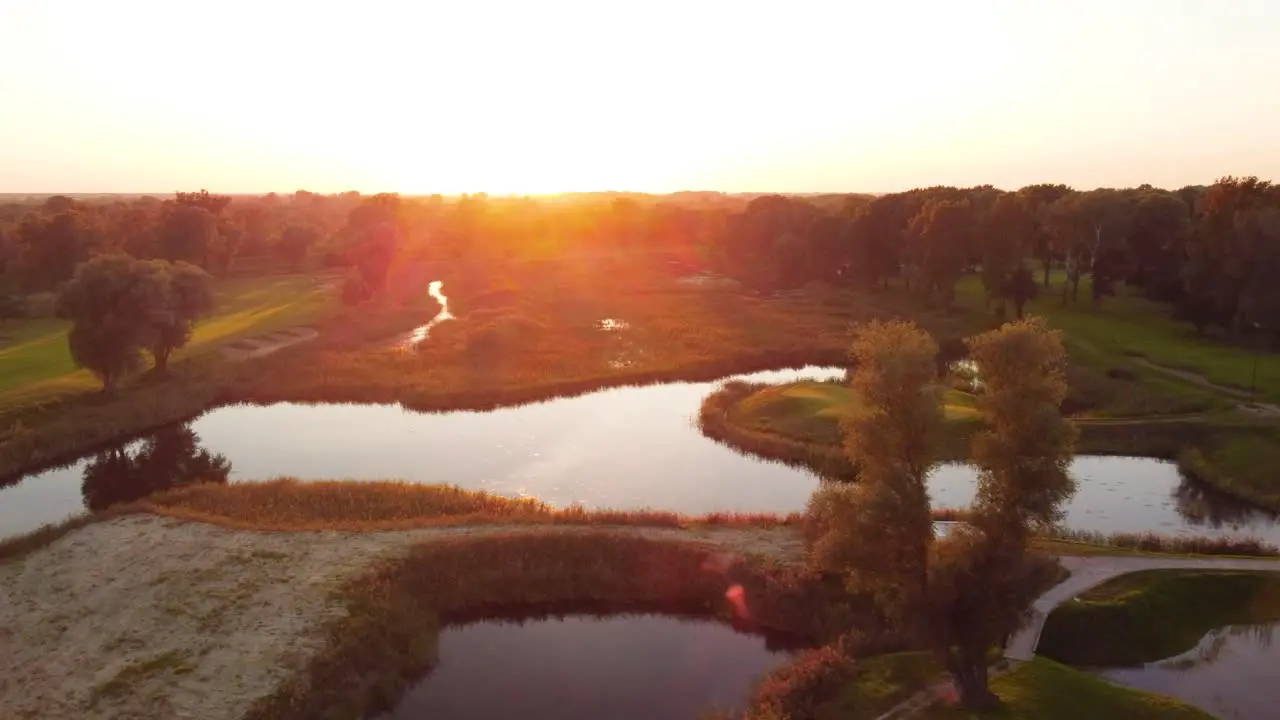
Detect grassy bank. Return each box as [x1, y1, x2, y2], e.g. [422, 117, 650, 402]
[1178, 430, 1280, 512]
[916, 657, 1212, 719]
[1038, 570, 1280, 666]
[242, 531, 886, 720]
[701, 377, 1280, 513]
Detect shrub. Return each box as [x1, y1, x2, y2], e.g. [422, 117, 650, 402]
[1106, 366, 1137, 381]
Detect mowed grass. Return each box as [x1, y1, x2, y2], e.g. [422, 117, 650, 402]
[954, 273, 1280, 404]
[0, 273, 337, 408]
[1037, 569, 1280, 666]
[917, 657, 1213, 719]
[735, 381, 979, 447]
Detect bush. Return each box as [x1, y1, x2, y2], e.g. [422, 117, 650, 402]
[1106, 366, 1137, 381]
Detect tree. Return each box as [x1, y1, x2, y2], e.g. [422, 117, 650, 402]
[808, 320, 940, 623]
[910, 199, 975, 308]
[1047, 190, 1129, 304]
[174, 189, 231, 216]
[1016, 184, 1073, 287]
[980, 194, 1035, 311]
[16, 210, 92, 290]
[142, 260, 215, 371]
[928, 317, 1076, 708]
[345, 194, 403, 295]
[1183, 177, 1279, 336]
[159, 204, 220, 267]
[56, 255, 167, 393]
[1125, 191, 1191, 302]
[277, 225, 319, 270]
[1004, 264, 1038, 319]
[808, 318, 1075, 710]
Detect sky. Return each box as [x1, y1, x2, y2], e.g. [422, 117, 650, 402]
[1, 0, 1277, 195]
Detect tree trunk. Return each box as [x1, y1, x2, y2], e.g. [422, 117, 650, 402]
[1041, 258, 1051, 287]
[1013, 298, 1025, 319]
[949, 657, 1000, 711]
[153, 344, 171, 372]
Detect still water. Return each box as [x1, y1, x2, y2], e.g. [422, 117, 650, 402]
[1100, 623, 1280, 720]
[375, 613, 796, 720]
[4, 367, 1278, 543]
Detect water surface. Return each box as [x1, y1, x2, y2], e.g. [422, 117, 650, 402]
[1100, 623, 1280, 720]
[4, 367, 1279, 544]
[375, 613, 795, 720]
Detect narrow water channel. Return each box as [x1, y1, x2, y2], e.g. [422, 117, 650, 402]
[373, 613, 797, 720]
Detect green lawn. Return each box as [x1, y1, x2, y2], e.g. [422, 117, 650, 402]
[917, 657, 1213, 719]
[0, 273, 337, 407]
[1037, 570, 1280, 666]
[954, 274, 1280, 404]
[734, 380, 979, 447]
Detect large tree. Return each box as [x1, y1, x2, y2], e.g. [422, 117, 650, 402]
[56, 255, 167, 393]
[141, 260, 215, 371]
[159, 204, 220, 267]
[980, 194, 1035, 312]
[808, 318, 1075, 710]
[909, 199, 975, 308]
[928, 317, 1076, 708]
[808, 320, 941, 623]
[1047, 189, 1129, 304]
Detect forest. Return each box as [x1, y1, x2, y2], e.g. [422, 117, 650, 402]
[3, 178, 1276, 352]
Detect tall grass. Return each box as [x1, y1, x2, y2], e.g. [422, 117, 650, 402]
[140, 479, 804, 532]
[1043, 527, 1278, 557]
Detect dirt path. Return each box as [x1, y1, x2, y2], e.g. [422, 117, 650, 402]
[1130, 357, 1280, 418]
[0, 516, 803, 720]
[1005, 554, 1280, 661]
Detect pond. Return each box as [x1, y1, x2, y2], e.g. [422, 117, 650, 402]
[372, 612, 798, 720]
[1099, 623, 1280, 720]
[3, 368, 1279, 544]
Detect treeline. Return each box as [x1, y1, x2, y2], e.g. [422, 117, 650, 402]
[0, 190, 753, 296]
[710, 177, 1280, 343]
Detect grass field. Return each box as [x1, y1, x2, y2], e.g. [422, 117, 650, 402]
[917, 657, 1213, 719]
[0, 273, 336, 409]
[1037, 569, 1280, 666]
[954, 274, 1280, 405]
[735, 381, 979, 446]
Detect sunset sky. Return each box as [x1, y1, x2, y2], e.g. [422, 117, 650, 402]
[2, 0, 1277, 195]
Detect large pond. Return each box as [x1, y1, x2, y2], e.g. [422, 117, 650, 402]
[373, 612, 797, 720]
[1099, 623, 1280, 720]
[3, 367, 1279, 543]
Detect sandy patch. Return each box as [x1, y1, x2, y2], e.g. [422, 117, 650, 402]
[219, 326, 318, 361]
[0, 516, 803, 720]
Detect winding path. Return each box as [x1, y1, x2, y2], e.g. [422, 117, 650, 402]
[1004, 554, 1280, 660]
